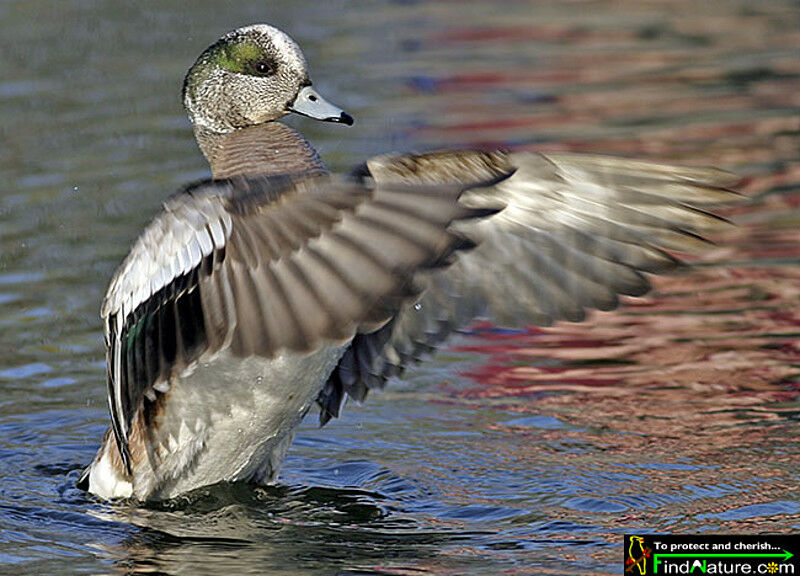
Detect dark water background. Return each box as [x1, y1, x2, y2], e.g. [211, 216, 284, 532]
[1, 1, 799, 574]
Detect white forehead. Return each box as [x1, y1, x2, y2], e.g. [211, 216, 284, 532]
[224, 24, 306, 69]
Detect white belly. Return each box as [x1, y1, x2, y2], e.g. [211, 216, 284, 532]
[91, 345, 345, 500]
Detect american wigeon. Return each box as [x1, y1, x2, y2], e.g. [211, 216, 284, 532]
[79, 24, 739, 500]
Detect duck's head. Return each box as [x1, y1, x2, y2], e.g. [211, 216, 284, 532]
[182, 24, 353, 133]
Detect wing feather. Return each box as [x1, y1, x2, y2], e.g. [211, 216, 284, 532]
[102, 172, 497, 470]
[317, 150, 742, 423]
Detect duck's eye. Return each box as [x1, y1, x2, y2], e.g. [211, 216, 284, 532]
[253, 60, 275, 76]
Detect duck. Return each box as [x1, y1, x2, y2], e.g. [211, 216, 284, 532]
[78, 24, 740, 501]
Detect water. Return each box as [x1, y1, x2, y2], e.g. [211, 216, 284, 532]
[1, 0, 798, 574]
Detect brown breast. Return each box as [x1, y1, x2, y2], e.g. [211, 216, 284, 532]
[195, 122, 327, 179]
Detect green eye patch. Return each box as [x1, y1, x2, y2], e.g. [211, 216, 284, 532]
[217, 40, 272, 75]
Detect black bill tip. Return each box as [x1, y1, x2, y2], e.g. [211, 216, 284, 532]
[338, 112, 354, 126]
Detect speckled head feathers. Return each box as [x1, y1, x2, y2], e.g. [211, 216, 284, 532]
[183, 24, 310, 133]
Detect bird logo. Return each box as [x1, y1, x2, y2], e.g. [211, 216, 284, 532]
[626, 536, 650, 575]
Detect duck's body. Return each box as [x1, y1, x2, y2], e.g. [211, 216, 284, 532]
[80, 24, 740, 501]
[89, 346, 344, 499]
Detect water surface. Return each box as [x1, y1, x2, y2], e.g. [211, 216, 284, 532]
[1, 0, 799, 574]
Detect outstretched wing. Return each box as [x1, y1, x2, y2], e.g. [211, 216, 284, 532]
[102, 171, 503, 472]
[317, 150, 741, 422]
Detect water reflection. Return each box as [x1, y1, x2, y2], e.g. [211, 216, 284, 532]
[88, 484, 482, 576]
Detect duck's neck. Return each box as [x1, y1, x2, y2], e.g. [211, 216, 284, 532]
[194, 122, 327, 179]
